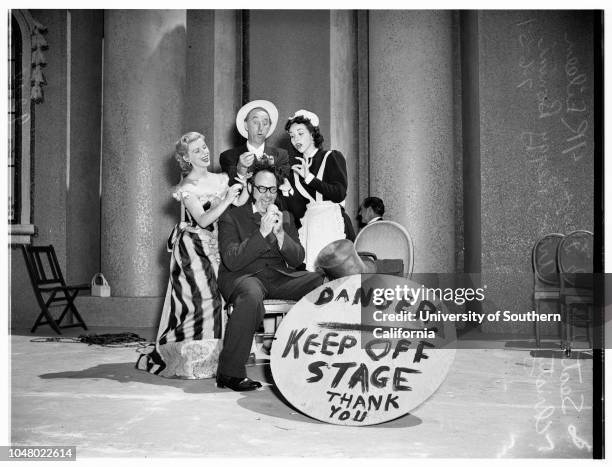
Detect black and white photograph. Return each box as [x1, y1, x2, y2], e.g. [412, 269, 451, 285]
[3, 6, 605, 461]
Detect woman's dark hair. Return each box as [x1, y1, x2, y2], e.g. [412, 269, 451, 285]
[285, 115, 324, 148]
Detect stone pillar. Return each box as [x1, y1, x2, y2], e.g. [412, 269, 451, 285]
[101, 10, 186, 296]
[369, 11, 456, 273]
[330, 10, 359, 232]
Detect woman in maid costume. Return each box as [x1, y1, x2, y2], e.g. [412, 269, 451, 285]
[285, 110, 356, 271]
[137, 131, 247, 379]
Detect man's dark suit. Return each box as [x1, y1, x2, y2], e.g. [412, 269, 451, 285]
[217, 202, 323, 378]
[219, 144, 291, 185]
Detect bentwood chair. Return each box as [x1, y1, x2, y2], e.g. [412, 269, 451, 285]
[557, 230, 594, 356]
[531, 233, 564, 348]
[21, 245, 90, 334]
[355, 220, 414, 278]
[226, 299, 296, 357]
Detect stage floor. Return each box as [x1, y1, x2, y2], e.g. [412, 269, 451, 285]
[10, 327, 594, 458]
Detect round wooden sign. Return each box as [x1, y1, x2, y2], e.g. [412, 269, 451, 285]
[270, 274, 456, 426]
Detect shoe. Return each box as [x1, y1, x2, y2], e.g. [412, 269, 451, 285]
[216, 373, 262, 391]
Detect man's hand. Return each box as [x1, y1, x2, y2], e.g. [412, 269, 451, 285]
[259, 211, 278, 237]
[271, 209, 284, 248]
[238, 152, 255, 176]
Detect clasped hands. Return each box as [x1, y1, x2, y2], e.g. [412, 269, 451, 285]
[259, 205, 284, 240]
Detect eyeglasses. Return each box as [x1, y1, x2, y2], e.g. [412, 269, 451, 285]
[252, 185, 278, 194]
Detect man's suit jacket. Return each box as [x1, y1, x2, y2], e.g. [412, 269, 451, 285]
[217, 202, 306, 300]
[219, 143, 290, 185]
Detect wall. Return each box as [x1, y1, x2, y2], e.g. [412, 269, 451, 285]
[184, 10, 242, 171]
[184, 11, 215, 163]
[10, 10, 103, 330]
[247, 10, 331, 151]
[66, 10, 103, 284]
[11, 10, 67, 330]
[9, 10, 599, 336]
[478, 11, 595, 331]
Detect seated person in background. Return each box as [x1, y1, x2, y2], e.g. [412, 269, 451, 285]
[216, 163, 324, 392]
[357, 196, 385, 229]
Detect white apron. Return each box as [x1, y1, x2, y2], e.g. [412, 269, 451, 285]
[294, 151, 346, 271]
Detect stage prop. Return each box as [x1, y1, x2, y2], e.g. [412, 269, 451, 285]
[271, 274, 456, 426]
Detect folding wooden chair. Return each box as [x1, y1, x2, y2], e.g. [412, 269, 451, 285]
[21, 245, 90, 334]
[226, 299, 296, 357]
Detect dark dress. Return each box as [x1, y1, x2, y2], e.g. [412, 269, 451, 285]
[286, 149, 356, 270]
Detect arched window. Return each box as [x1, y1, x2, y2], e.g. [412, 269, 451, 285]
[9, 10, 46, 244]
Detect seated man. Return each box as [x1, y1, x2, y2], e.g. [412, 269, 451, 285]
[216, 164, 324, 391]
[357, 196, 385, 229]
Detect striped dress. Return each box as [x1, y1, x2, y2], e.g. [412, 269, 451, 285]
[137, 174, 228, 379]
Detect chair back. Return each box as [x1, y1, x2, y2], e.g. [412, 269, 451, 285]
[21, 245, 67, 288]
[557, 230, 593, 288]
[532, 233, 563, 287]
[355, 220, 414, 277]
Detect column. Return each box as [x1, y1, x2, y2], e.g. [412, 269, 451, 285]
[330, 10, 359, 232]
[368, 11, 456, 273]
[101, 10, 187, 296]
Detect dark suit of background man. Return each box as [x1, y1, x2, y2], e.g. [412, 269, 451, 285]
[220, 99, 291, 186]
[357, 196, 385, 229]
[216, 165, 324, 391]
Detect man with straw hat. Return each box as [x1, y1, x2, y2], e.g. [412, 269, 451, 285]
[220, 99, 291, 187]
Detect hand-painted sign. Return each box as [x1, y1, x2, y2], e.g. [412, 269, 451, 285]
[271, 274, 456, 426]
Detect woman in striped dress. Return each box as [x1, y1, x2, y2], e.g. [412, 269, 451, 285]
[137, 132, 247, 379]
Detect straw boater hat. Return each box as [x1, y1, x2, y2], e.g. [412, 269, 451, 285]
[236, 100, 279, 139]
[315, 239, 377, 280]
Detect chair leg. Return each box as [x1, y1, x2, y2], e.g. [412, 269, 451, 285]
[55, 304, 72, 328]
[560, 302, 568, 352]
[564, 304, 573, 358]
[534, 299, 541, 348]
[586, 304, 592, 349]
[570, 308, 576, 345]
[66, 298, 88, 330]
[31, 306, 62, 335]
[58, 290, 88, 331]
